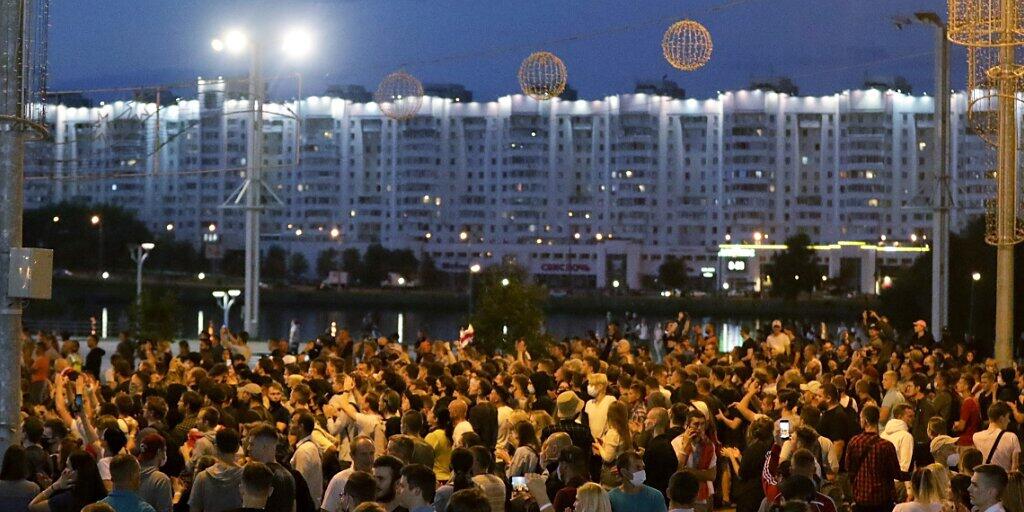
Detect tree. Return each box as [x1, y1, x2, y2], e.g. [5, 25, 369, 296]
[658, 255, 688, 290]
[468, 264, 547, 354]
[129, 289, 181, 340]
[289, 253, 310, 280]
[315, 249, 339, 279]
[262, 245, 287, 280]
[764, 233, 818, 299]
[880, 215, 1011, 350]
[341, 248, 362, 281]
[358, 244, 390, 286]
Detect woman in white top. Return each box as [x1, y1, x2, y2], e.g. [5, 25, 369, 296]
[893, 463, 955, 512]
[585, 373, 616, 439]
[594, 401, 632, 486]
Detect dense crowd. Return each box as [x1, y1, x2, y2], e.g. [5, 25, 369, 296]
[4, 309, 1024, 512]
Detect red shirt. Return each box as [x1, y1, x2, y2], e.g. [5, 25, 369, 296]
[30, 355, 49, 383]
[958, 397, 982, 446]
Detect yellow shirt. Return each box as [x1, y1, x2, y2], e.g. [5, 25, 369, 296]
[425, 428, 452, 481]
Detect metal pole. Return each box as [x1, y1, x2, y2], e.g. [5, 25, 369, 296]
[0, 0, 28, 455]
[243, 43, 264, 338]
[994, 7, 1017, 366]
[969, 278, 977, 340]
[135, 248, 143, 303]
[930, 23, 951, 337]
[468, 270, 474, 314]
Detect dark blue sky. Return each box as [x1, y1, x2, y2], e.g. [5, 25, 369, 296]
[49, 0, 963, 101]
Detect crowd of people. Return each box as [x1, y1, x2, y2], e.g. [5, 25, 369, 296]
[4, 309, 1024, 512]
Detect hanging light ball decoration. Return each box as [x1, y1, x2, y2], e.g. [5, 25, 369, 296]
[662, 19, 713, 71]
[375, 71, 424, 121]
[518, 51, 568, 100]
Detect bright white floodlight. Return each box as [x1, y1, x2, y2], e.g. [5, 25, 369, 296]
[211, 38, 225, 52]
[281, 27, 313, 59]
[223, 30, 248, 54]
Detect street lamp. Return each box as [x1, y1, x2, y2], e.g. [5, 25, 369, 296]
[91, 214, 104, 273]
[969, 272, 982, 340]
[501, 278, 510, 287]
[468, 263, 482, 313]
[130, 242, 156, 304]
[212, 27, 314, 338]
[895, 10, 951, 341]
[212, 289, 242, 328]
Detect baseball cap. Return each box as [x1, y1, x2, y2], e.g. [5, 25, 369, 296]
[137, 433, 166, 462]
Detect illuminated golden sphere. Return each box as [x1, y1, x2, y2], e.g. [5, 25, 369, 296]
[374, 71, 424, 121]
[518, 51, 568, 101]
[662, 19, 713, 71]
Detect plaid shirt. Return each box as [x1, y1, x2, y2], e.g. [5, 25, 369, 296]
[841, 431, 902, 506]
[542, 418, 594, 452]
[629, 402, 648, 426]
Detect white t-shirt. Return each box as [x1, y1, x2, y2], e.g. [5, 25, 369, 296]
[453, 420, 475, 448]
[766, 333, 790, 356]
[321, 467, 355, 512]
[585, 395, 616, 439]
[973, 428, 1021, 473]
[98, 456, 112, 481]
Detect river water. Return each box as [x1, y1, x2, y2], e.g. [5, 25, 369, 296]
[31, 302, 773, 354]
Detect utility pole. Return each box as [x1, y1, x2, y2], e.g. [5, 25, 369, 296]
[921, 12, 951, 339]
[0, 0, 28, 456]
[993, 7, 1017, 365]
[223, 41, 279, 339]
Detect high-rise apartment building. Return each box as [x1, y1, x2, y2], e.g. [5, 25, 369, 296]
[26, 79, 995, 292]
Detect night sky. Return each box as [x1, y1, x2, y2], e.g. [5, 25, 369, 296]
[49, 0, 963, 102]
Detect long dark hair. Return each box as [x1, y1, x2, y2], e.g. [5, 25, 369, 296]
[67, 450, 107, 505]
[0, 445, 28, 481]
[449, 448, 475, 491]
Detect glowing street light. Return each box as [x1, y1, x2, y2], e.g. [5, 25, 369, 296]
[166, 223, 174, 231]
[90, 214, 100, 225]
[501, 278, 510, 287]
[459, 231, 469, 242]
[198, 272, 206, 280]
[130, 243, 156, 304]
[470, 264, 481, 273]
[973, 272, 982, 282]
[281, 27, 314, 60]
[101, 271, 110, 279]
[330, 228, 341, 239]
[212, 289, 242, 328]
[52, 216, 59, 223]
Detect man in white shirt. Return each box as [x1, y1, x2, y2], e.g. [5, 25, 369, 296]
[765, 320, 790, 357]
[449, 399, 474, 448]
[973, 402, 1021, 473]
[968, 464, 1009, 512]
[290, 412, 323, 504]
[880, 403, 915, 473]
[321, 436, 375, 512]
[584, 373, 616, 438]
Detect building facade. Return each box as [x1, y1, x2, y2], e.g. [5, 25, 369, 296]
[25, 80, 995, 292]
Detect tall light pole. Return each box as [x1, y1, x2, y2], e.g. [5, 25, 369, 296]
[212, 289, 242, 328]
[948, 2, 1024, 365]
[468, 263, 482, 313]
[91, 214, 104, 273]
[214, 27, 311, 338]
[129, 242, 155, 304]
[895, 12, 951, 337]
[969, 272, 981, 341]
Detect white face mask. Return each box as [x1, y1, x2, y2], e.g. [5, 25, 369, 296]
[630, 469, 647, 486]
[587, 385, 599, 397]
[527, 384, 536, 394]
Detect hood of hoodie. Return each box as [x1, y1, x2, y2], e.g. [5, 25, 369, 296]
[206, 463, 243, 483]
[883, 419, 910, 436]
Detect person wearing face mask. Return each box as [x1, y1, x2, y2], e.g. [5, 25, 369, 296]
[608, 452, 667, 512]
[584, 374, 615, 439]
[136, 434, 172, 512]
